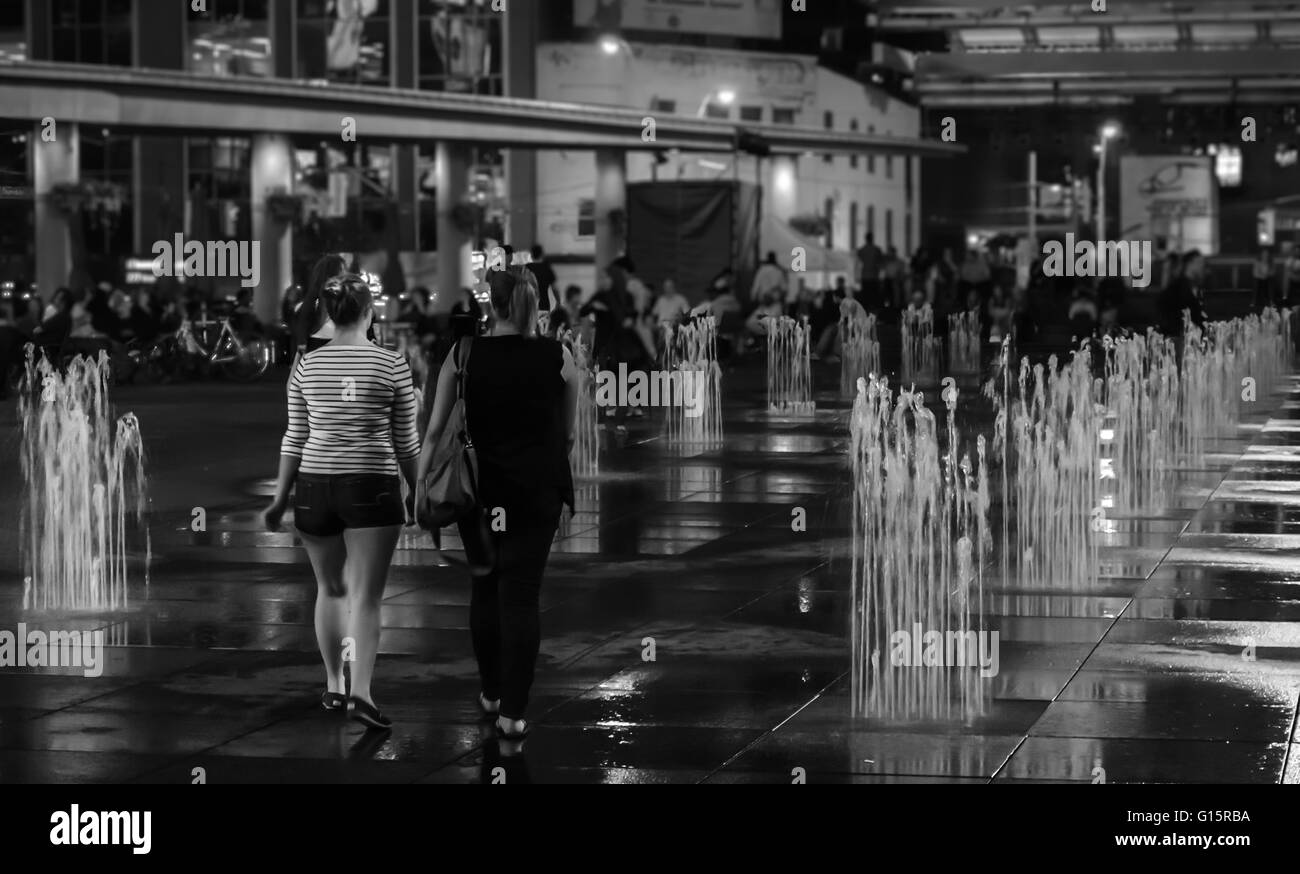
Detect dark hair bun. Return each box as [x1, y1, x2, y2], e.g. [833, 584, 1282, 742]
[324, 274, 372, 327]
[486, 268, 516, 313]
[309, 253, 348, 299]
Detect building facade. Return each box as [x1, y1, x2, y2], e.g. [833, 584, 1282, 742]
[0, 0, 937, 313]
[534, 41, 920, 287]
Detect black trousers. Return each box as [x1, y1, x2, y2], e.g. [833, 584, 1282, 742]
[1255, 278, 1275, 309]
[458, 490, 562, 720]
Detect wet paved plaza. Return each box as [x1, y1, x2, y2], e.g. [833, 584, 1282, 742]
[2, 361, 1300, 784]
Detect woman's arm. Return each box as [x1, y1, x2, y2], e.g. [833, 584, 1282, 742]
[560, 344, 579, 455]
[416, 343, 461, 482]
[263, 454, 302, 531]
[391, 353, 421, 494]
[291, 292, 316, 351]
[264, 358, 308, 530]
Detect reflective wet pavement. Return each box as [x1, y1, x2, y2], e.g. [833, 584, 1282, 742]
[2, 363, 1300, 784]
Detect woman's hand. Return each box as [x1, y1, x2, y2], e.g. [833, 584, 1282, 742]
[262, 497, 288, 532]
[405, 487, 418, 527]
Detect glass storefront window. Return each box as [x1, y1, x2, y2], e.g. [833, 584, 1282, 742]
[0, 129, 33, 282]
[0, 1, 26, 62]
[187, 0, 272, 78]
[187, 137, 253, 244]
[293, 139, 396, 262]
[417, 144, 438, 252]
[51, 0, 132, 67]
[79, 127, 134, 257]
[297, 0, 391, 86]
[417, 0, 502, 95]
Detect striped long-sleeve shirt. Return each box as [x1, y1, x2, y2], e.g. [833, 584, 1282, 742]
[280, 345, 420, 475]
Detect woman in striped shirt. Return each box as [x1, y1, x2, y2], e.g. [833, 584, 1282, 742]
[263, 274, 419, 731]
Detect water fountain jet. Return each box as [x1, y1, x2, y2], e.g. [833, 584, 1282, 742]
[19, 350, 150, 613]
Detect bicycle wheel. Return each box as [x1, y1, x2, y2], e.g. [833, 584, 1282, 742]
[140, 339, 179, 384]
[222, 338, 271, 382]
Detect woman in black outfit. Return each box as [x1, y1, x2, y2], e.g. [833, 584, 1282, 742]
[293, 253, 352, 357]
[418, 267, 577, 741]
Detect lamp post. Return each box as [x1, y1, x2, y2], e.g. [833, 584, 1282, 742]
[597, 34, 635, 110]
[697, 88, 737, 118]
[1096, 122, 1120, 240]
[599, 34, 631, 58]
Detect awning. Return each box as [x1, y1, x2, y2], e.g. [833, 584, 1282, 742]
[760, 215, 855, 273]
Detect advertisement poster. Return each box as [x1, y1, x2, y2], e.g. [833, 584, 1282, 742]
[573, 0, 782, 40]
[1119, 155, 1219, 255]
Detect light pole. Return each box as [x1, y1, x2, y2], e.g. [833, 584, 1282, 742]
[1096, 122, 1120, 240]
[599, 34, 631, 58]
[598, 34, 635, 109]
[696, 88, 736, 118]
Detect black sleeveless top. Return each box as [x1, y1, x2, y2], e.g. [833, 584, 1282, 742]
[463, 335, 574, 515]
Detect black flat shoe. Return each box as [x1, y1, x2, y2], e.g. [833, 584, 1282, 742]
[478, 693, 500, 718]
[349, 697, 392, 731]
[321, 691, 347, 712]
[495, 718, 529, 741]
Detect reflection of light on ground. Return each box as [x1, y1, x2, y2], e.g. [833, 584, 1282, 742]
[797, 576, 815, 614]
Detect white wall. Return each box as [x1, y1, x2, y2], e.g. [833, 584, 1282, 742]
[808, 67, 919, 259]
[532, 42, 920, 291]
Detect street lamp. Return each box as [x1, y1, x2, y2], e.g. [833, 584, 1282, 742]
[1096, 121, 1120, 240]
[597, 35, 637, 112]
[599, 34, 630, 56]
[697, 88, 737, 118]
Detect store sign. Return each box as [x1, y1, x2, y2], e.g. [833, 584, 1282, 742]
[574, 0, 782, 40]
[1119, 155, 1218, 256]
[124, 257, 180, 286]
[1258, 208, 1276, 246]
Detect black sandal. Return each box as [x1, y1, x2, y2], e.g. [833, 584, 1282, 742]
[495, 718, 530, 741]
[349, 697, 393, 731]
[321, 691, 347, 712]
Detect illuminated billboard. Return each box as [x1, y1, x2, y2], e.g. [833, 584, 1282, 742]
[1119, 155, 1219, 256]
[574, 0, 782, 40]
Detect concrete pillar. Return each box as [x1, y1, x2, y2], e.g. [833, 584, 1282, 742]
[136, 138, 185, 254]
[26, 0, 51, 60]
[391, 0, 419, 252]
[505, 1, 540, 246]
[435, 141, 471, 312]
[393, 146, 419, 252]
[132, 1, 187, 255]
[269, 0, 296, 79]
[768, 154, 799, 223]
[34, 121, 79, 295]
[594, 148, 627, 285]
[910, 155, 922, 253]
[250, 133, 294, 326]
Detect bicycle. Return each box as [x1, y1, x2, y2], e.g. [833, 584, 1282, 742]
[140, 315, 271, 383]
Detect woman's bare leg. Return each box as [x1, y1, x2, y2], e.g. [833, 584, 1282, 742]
[300, 531, 348, 694]
[342, 524, 403, 707]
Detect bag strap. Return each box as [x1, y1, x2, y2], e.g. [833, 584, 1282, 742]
[455, 337, 474, 448]
[454, 337, 472, 398]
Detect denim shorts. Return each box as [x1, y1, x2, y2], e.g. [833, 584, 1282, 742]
[294, 474, 404, 537]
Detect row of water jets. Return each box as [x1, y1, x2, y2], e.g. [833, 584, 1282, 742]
[19, 350, 149, 613]
[562, 331, 600, 479]
[661, 316, 725, 448]
[840, 305, 981, 397]
[766, 316, 815, 413]
[849, 308, 1295, 719]
[849, 374, 990, 720]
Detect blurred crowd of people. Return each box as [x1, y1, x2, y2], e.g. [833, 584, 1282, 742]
[9, 231, 1290, 402]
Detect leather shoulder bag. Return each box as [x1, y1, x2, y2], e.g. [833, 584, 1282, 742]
[418, 338, 481, 529]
